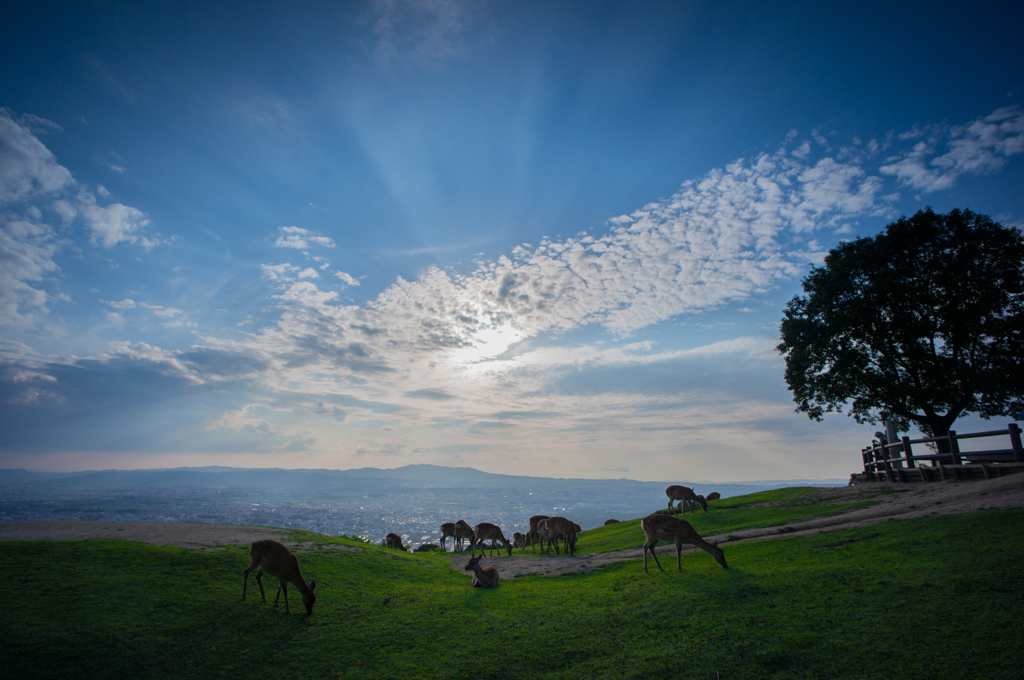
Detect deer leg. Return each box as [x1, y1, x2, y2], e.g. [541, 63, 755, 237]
[274, 580, 292, 613]
[256, 569, 267, 602]
[643, 539, 664, 573]
[242, 563, 256, 600]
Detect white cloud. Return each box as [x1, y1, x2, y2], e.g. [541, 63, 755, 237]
[0, 216, 63, 325]
[260, 263, 298, 280]
[102, 298, 136, 310]
[140, 303, 194, 327]
[297, 268, 319, 279]
[880, 106, 1024, 192]
[273, 226, 335, 249]
[78, 193, 154, 248]
[0, 112, 156, 326]
[0, 109, 74, 204]
[335, 271, 360, 286]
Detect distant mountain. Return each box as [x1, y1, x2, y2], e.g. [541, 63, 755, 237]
[0, 464, 845, 497]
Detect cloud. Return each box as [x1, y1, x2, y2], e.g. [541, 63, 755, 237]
[0, 216, 63, 325]
[335, 270, 361, 287]
[273, 226, 335, 249]
[369, 0, 490, 69]
[140, 303, 194, 327]
[0, 109, 74, 204]
[102, 298, 136, 310]
[0, 112, 156, 324]
[239, 97, 294, 126]
[880, 106, 1024, 192]
[2, 106, 1019, 475]
[78, 193, 155, 248]
[84, 55, 137, 104]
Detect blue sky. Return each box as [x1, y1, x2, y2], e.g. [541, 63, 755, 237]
[1, 1, 1023, 480]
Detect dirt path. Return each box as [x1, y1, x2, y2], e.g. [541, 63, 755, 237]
[3, 474, 1022, 577]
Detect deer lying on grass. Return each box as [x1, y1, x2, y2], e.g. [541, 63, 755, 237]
[472, 522, 513, 556]
[640, 512, 727, 574]
[440, 522, 457, 552]
[665, 485, 707, 513]
[242, 539, 317, 615]
[538, 516, 577, 556]
[464, 554, 500, 587]
[454, 519, 475, 552]
[526, 514, 550, 552]
[385, 533, 406, 550]
[706, 492, 721, 502]
[604, 519, 620, 525]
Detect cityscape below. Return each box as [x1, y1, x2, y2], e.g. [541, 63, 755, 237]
[0, 465, 845, 550]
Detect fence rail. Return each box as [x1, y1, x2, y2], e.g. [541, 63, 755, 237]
[860, 422, 1024, 483]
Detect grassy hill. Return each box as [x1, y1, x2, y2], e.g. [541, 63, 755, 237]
[2, 487, 1022, 679]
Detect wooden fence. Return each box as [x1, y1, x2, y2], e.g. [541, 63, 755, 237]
[860, 422, 1024, 482]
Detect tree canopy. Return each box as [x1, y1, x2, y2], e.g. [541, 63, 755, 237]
[777, 208, 1024, 439]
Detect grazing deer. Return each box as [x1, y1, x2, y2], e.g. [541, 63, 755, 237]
[526, 514, 550, 552]
[440, 522, 457, 552]
[472, 522, 513, 556]
[706, 492, 721, 502]
[513, 531, 528, 548]
[464, 554, 500, 588]
[385, 533, 406, 550]
[454, 519, 475, 552]
[538, 516, 577, 556]
[242, 539, 317, 615]
[665, 485, 707, 513]
[640, 512, 727, 574]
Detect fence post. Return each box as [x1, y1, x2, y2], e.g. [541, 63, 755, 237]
[879, 440, 894, 480]
[947, 430, 962, 466]
[901, 436, 915, 468]
[1009, 423, 1024, 463]
[885, 420, 902, 469]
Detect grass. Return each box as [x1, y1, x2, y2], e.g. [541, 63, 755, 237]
[2, 489, 1022, 679]
[574, 486, 877, 554]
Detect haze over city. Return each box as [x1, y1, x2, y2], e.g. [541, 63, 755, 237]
[2, 1, 1022, 482]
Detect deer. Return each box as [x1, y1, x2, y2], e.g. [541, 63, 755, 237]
[454, 519, 475, 552]
[464, 554, 500, 587]
[512, 531, 528, 548]
[640, 512, 727, 574]
[242, 539, 317, 615]
[526, 514, 550, 552]
[385, 533, 406, 550]
[538, 516, 577, 556]
[604, 519, 620, 525]
[678, 495, 706, 514]
[665, 485, 707, 513]
[472, 522, 513, 556]
[440, 522, 457, 552]
[706, 491, 721, 502]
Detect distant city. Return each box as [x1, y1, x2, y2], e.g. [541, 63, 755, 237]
[0, 465, 845, 549]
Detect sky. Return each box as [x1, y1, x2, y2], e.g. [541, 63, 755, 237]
[1, 0, 1023, 481]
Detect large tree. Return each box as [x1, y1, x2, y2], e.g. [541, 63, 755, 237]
[777, 208, 1024, 440]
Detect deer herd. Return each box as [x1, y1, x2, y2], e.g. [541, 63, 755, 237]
[242, 484, 725, 612]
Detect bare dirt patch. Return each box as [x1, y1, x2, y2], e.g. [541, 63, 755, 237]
[0, 520, 362, 554]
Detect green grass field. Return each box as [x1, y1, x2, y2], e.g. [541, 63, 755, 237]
[2, 488, 1021, 679]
